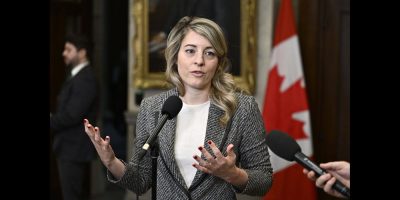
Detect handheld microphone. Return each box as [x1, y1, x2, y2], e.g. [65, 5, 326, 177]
[266, 130, 350, 198]
[138, 96, 182, 160]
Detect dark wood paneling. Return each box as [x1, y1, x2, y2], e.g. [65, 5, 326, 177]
[299, 0, 350, 199]
[50, 1, 92, 112]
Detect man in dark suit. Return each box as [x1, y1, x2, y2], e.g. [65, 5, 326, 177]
[50, 34, 98, 200]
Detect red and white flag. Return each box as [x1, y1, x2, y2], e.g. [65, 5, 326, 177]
[262, 0, 316, 199]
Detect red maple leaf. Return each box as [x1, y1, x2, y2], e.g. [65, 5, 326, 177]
[262, 65, 309, 140]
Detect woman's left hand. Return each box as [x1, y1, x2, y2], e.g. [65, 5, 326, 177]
[193, 140, 240, 182]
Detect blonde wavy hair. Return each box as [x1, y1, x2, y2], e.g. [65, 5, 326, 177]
[165, 16, 238, 126]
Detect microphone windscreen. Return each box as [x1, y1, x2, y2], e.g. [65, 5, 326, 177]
[265, 130, 301, 161]
[161, 96, 183, 119]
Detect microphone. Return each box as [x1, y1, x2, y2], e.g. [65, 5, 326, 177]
[266, 130, 350, 198]
[138, 95, 183, 160]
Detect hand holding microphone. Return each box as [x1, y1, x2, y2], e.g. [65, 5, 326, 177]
[303, 161, 350, 198]
[266, 130, 350, 198]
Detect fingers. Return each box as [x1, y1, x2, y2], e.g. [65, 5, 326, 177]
[192, 162, 211, 174]
[83, 119, 107, 145]
[192, 154, 213, 174]
[207, 140, 223, 159]
[94, 127, 101, 142]
[192, 141, 240, 183]
[84, 119, 96, 137]
[320, 161, 346, 171]
[104, 135, 111, 145]
[226, 144, 236, 160]
[315, 173, 332, 188]
[192, 141, 220, 172]
[320, 162, 337, 171]
[198, 145, 216, 163]
[83, 119, 90, 133]
[305, 170, 316, 181]
[323, 176, 336, 193]
[193, 155, 208, 167]
[205, 140, 236, 160]
[104, 136, 112, 151]
[84, 119, 96, 136]
[192, 141, 237, 170]
[195, 141, 236, 162]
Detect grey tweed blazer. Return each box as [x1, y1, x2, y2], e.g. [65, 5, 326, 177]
[108, 88, 273, 199]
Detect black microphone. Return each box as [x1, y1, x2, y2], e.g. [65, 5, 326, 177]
[138, 96, 183, 160]
[266, 130, 350, 198]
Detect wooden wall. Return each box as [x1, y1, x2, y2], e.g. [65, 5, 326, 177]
[298, 0, 350, 199]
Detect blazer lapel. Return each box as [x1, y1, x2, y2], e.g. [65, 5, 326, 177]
[158, 116, 188, 188]
[189, 102, 226, 189]
[157, 89, 188, 189]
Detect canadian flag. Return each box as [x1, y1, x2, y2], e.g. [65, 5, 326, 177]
[262, 0, 317, 199]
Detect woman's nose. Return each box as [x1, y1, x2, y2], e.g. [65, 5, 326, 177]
[194, 53, 204, 66]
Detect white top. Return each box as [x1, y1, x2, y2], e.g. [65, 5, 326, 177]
[175, 100, 210, 188]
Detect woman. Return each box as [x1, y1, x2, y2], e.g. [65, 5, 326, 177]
[84, 16, 273, 199]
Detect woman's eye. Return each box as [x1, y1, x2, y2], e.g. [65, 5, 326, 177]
[185, 49, 195, 54]
[205, 51, 216, 57]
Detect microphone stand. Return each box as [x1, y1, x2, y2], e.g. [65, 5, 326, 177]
[150, 139, 159, 200]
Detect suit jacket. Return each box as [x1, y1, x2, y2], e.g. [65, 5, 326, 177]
[50, 65, 98, 162]
[108, 88, 273, 199]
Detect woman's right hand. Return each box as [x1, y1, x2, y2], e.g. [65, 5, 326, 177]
[83, 119, 116, 168]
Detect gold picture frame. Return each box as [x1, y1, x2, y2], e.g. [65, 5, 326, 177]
[132, 0, 257, 93]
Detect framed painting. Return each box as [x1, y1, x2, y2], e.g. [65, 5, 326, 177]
[131, 0, 257, 93]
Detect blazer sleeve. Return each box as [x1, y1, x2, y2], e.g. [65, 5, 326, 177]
[234, 96, 273, 195]
[107, 97, 153, 195]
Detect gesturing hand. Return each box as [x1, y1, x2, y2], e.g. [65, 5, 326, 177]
[192, 140, 247, 185]
[83, 119, 116, 167]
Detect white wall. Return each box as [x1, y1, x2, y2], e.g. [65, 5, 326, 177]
[254, 0, 273, 109]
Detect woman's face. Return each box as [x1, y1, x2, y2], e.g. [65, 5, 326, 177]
[177, 30, 218, 92]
